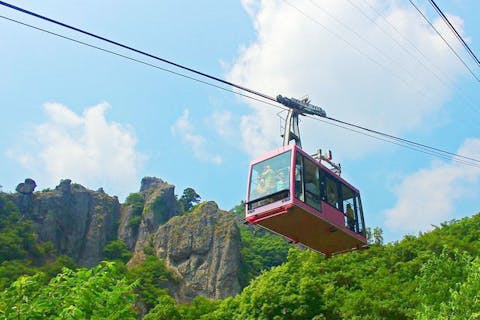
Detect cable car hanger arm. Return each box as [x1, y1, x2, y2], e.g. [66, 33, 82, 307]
[276, 95, 327, 148]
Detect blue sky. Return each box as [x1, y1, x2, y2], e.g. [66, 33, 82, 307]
[1, 0, 479, 242]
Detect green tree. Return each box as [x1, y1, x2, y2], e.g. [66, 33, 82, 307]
[0, 195, 49, 289]
[178, 296, 219, 320]
[0, 262, 137, 319]
[0, 195, 41, 262]
[104, 240, 132, 263]
[239, 227, 290, 286]
[39, 255, 78, 279]
[179, 188, 201, 212]
[143, 294, 181, 320]
[202, 212, 480, 320]
[415, 249, 479, 320]
[416, 248, 471, 312]
[125, 193, 145, 230]
[230, 203, 290, 286]
[127, 254, 173, 310]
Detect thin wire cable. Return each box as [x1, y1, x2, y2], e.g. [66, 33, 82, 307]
[1, 8, 479, 168]
[308, 0, 394, 65]
[307, 0, 480, 120]
[427, 0, 480, 68]
[0, 15, 285, 113]
[307, 115, 480, 168]
[347, 0, 451, 90]
[358, 0, 444, 73]
[407, 0, 480, 82]
[308, 0, 444, 101]
[0, 0, 278, 103]
[324, 116, 480, 164]
[283, 0, 415, 88]
[283, 0, 459, 123]
[356, 0, 480, 116]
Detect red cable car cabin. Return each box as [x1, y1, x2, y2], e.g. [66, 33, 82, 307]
[245, 144, 367, 256]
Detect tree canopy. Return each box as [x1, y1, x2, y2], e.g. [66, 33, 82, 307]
[1, 192, 480, 320]
[0, 262, 137, 319]
[178, 188, 201, 212]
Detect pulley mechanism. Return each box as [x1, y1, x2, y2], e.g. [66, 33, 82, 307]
[277, 95, 341, 176]
[276, 95, 326, 148]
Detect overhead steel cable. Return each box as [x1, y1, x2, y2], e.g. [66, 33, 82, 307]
[307, 115, 480, 168]
[1, 3, 479, 169]
[354, 0, 480, 117]
[308, 0, 395, 65]
[356, 0, 434, 61]
[427, 0, 480, 68]
[304, 0, 480, 120]
[0, 15, 285, 113]
[309, 0, 443, 94]
[0, 0, 277, 103]
[346, 0, 453, 91]
[407, 0, 480, 82]
[283, 0, 462, 122]
[323, 116, 480, 165]
[283, 0, 417, 89]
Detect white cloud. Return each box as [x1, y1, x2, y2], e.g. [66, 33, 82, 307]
[385, 138, 480, 232]
[229, 0, 466, 159]
[172, 109, 222, 164]
[211, 110, 234, 138]
[8, 102, 143, 199]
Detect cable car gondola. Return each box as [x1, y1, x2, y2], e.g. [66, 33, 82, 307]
[245, 96, 367, 256]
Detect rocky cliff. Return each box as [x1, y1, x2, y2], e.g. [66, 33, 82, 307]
[152, 201, 242, 302]
[7, 177, 243, 301]
[118, 177, 179, 250]
[9, 179, 120, 267]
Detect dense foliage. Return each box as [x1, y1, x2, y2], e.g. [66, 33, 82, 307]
[0, 195, 76, 289]
[127, 253, 174, 310]
[104, 240, 133, 264]
[0, 195, 41, 263]
[1, 192, 479, 319]
[0, 262, 137, 319]
[204, 213, 480, 320]
[125, 192, 145, 229]
[141, 209, 480, 320]
[230, 203, 291, 286]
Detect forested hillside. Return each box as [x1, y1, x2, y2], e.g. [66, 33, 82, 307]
[141, 212, 480, 319]
[1, 182, 479, 319]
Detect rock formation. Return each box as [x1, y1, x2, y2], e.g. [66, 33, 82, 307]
[15, 178, 37, 194]
[10, 179, 120, 267]
[152, 201, 242, 302]
[118, 177, 180, 250]
[7, 177, 243, 301]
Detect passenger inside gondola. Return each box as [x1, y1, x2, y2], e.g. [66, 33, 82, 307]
[326, 183, 339, 209]
[295, 158, 304, 201]
[248, 151, 292, 209]
[346, 203, 355, 231]
[261, 165, 276, 194]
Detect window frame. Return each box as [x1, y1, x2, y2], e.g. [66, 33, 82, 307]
[247, 150, 292, 209]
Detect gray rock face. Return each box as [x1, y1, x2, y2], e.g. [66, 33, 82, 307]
[152, 201, 242, 302]
[118, 204, 139, 250]
[118, 177, 179, 251]
[11, 179, 120, 267]
[15, 178, 37, 194]
[140, 176, 165, 193]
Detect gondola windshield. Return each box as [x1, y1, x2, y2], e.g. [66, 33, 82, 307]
[248, 151, 291, 210]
